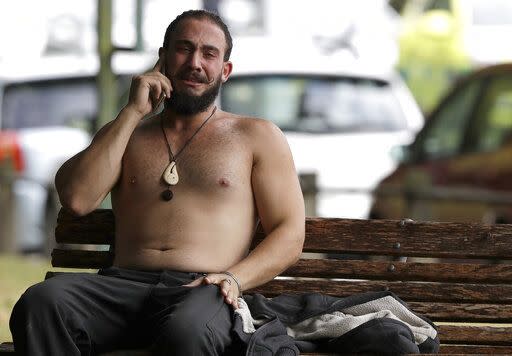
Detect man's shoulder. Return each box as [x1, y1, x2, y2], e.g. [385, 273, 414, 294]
[220, 110, 282, 137]
[220, 112, 289, 163]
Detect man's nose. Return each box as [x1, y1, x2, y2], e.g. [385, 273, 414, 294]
[187, 51, 202, 71]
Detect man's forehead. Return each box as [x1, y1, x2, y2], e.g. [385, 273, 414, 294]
[172, 17, 226, 48]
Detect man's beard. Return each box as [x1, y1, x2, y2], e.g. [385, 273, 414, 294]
[164, 74, 222, 115]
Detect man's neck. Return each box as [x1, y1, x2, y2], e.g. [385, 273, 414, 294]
[161, 105, 216, 132]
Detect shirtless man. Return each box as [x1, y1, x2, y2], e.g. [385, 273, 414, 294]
[9, 10, 304, 356]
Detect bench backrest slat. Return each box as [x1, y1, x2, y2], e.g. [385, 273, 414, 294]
[255, 218, 512, 259]
[57, 210, 512, 259]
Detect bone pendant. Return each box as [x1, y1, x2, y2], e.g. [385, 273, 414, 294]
[163, 161, 179, 185]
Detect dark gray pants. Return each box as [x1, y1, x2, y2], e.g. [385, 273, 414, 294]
[10, 267, 237, 356]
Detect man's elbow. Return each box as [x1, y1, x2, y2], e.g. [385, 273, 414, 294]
[58, 189, 96, 217]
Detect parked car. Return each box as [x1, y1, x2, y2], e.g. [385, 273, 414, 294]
[370, 63, 512, 223]
[0, 52, 154, 253]
[220, 38, 424, 218]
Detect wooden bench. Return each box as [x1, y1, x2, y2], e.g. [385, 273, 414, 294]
[2, 208, 512, 355]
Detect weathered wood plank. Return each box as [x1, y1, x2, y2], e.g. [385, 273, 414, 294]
[57, 208, 114, 224]
[51, 249, 113, 268]
[438, 325, 512, 345]
[438, 344, 512, 354]
[57, 209, 512, 259]
[55, 224, 115, 244]
[407, 302, 512, 323]
[283, 259, 512, 283]
[255, 217, 512, 259]
[50, 250, 512, 284]
[248, 279, 512, 304]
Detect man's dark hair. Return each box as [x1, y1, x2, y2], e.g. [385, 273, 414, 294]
[163, 10, 233, 61]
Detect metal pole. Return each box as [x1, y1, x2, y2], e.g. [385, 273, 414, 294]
[97, 0, 117, 129]
[135, 0, 144, 51]
[97, 0, 116, 208]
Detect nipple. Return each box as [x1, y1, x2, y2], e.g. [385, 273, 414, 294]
[130, 176, 137, 184]
[218, 177, 230, 187]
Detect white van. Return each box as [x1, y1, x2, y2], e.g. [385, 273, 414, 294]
[221, 38, 424, 218]
[0, 53, 154, 252]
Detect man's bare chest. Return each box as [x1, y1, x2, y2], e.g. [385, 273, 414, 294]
[121, 130, 252, 196]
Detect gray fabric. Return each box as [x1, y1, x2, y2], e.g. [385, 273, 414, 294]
[235, 291, 440, 355]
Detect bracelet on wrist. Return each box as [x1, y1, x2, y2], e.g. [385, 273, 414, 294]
[221, 271, 243, 296]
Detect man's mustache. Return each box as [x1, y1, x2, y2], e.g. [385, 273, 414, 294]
[176, 71, 214, 84]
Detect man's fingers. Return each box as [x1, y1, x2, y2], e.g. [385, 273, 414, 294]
[232, 298, 239, 309]
[183, 277, 204, 287]
[205, 274, 223, 285]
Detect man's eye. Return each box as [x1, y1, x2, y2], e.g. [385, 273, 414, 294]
[204, 52, 216, 58]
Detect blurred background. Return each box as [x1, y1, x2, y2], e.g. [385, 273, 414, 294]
[1, 0, 512, 342]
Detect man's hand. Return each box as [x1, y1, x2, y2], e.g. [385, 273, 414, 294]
[126, 56, 173, 118]
[184, 273, 241, 309]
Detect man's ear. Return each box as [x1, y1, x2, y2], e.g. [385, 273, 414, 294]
[221, 61, 233, 83]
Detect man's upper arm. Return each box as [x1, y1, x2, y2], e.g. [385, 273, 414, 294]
[250, 119, 305, 235]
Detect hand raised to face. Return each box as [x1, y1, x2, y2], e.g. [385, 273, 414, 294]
[126, 55, 173, 118]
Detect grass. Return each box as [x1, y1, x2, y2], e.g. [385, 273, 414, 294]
[0, 254, 52, 342]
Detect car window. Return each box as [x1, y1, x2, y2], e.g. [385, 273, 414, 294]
[2, 78, 98, 130]
[414, 79, 481, 160]
[221, 75, 407, 133]
[467, 75, 512, 153]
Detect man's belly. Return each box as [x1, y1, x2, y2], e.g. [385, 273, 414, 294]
[112, 207, 256, 272]
[114, 245, 248, 272]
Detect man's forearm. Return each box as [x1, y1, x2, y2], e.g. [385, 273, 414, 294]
[226, 221, 304, 293]
[55, 107, 142, 215]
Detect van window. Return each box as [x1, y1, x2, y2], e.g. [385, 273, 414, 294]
[1, 78, 97, 130]
[221, 75, 406, 133]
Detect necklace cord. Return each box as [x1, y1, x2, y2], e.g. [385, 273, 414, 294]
[160, 106, 217, 163]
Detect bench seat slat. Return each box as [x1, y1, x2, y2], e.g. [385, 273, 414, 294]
[439, 344, 512, 354]
[438, 325, 512, 345]
[407, 302, 512, 323]
[249, 279, 512, 304]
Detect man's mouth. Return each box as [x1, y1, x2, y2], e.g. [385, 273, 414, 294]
[179, 73, 209, 84]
